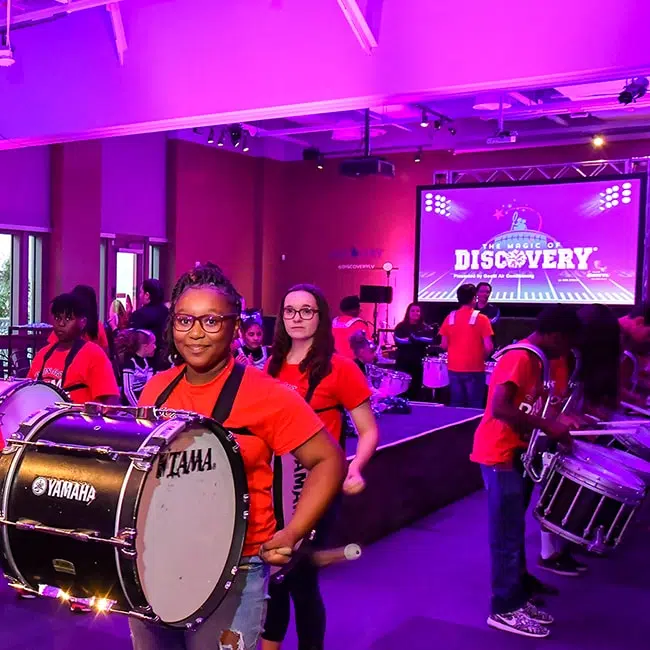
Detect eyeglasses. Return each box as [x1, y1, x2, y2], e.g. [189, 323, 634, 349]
[283, 307, 319, 321]
[173, 313, 238, 334]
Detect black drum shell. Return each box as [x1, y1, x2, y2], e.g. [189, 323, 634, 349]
[0, 409, 151, 607]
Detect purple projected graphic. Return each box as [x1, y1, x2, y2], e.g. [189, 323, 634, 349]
[417, 177, 644, 305]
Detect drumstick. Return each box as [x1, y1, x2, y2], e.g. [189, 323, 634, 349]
[569, 429, 638, 437]
[620, 401, 650, 418]
[271, 544, 362, 567]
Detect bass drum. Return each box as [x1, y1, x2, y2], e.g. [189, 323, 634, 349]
[534, 450, 645, 553]
[0, 404, 248, 629]
[0, 379, 67, 448]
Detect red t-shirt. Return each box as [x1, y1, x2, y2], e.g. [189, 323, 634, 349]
[470, 344, 568, 465]
[28, 340, 119, 403]
[48, 322, 110, 355]
[332, 317, 370, 359]
[439, 306, 493, 372]
[139, 359, 324, 557]
[271, 353, 372, 442]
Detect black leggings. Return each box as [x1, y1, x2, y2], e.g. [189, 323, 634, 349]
[262, 559, 325, 649]
[262, 496, 341, 649]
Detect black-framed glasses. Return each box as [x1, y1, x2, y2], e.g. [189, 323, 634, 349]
[283, 307, 319, 321]
[172, 313, 238, 334]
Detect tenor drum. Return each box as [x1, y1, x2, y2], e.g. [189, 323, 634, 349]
[422, 356, 449, 388]
[534, 451, 645, 553]
[0, 379, 67, 446]
[573, 441, 650, 486]
[365, 365, 411, 397]
[0, 404, 248, 628]
[605, 427, 650, 462]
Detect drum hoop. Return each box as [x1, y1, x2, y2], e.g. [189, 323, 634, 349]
[554, 457, 645, 503]
[140, 415, 250, 628]
[0, 378, 68, 409]
[1, 404, 73, 588]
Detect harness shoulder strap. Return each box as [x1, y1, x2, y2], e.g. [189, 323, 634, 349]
[449, 310, 456, 326]
[38, 339, 87, 389]
[211, 363, 246, 422]
[469, 310, 480, 325]
[154, 367, 187, 408]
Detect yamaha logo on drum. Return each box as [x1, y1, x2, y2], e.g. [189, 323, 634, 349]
[156, 447, 216, 479]
[32, 477, 97, 504]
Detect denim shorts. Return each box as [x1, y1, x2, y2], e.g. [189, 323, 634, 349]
[129, 556, 269, 650]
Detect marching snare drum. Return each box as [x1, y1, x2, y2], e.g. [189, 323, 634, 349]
[422, 356, 449, 389]
[0, 403, 248, 628]
[0, 379, 68, 446]
[534, 450, 645, 553]
[365, 364, 411, 397]
[572, 441, 650, 486]
[605, 426, 650, 462]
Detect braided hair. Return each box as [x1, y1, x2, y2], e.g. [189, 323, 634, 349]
[166, 262, 242, 365]
[267, 283, 335, 389]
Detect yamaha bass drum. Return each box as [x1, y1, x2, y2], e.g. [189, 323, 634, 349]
[0, 403, 248, 629]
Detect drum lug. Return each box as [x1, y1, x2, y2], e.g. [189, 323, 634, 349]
[116, 528, 137, 556]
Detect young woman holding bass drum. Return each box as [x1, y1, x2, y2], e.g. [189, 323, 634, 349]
[132, 264, 345, 650]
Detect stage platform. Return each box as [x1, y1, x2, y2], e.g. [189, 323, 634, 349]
[331, 404, 483, 547]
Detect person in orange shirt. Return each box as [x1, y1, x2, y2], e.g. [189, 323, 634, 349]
[46, 284, 110, 354]
[262, 283, 379, 650]
[470, 305, 582, 639]
[331, 295, 371, 359]
[28, 293, 120, 405]
[131, 264, 345, 650]
[440, 284, 494, 408]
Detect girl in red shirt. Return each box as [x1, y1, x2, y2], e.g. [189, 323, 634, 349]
[132, 265, 345, 650]
[262, 283, 379, 650]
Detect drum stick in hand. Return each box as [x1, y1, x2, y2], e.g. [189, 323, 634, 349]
[273, 544, 362, 567]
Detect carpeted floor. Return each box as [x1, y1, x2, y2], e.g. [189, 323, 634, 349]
[1, 490, 648, 649]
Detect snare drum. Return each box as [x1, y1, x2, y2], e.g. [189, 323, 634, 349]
[365, 365, 411, 397]
[0, 379, 67, 447]
[0, 404, 248, 628]
[534, 451, 645, 553]
[423, 356, 449, 388]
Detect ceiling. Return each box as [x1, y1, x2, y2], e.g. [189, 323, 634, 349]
[177, 77, 650, 161]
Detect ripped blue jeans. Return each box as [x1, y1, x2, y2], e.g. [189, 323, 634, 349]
[129, 556, 269, 650]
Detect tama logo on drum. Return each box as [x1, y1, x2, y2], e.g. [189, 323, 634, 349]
[32, 477, 97, 504]
[156, 447, 216, 479]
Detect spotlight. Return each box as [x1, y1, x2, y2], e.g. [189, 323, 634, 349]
[207, 128, 215, 145]
[229, 125, 243, 148]
[414, 149, 422, 163]
[592, 134, 605, 147]
[317, 159, 324, 170]
[618, 77, 649, 105]
[382, 261, 394, 273]
[217, 130, 225, 147]
[242, 134, 250, 152]
[420, 110, 429, 128]
[448, 127, 457, 136]
[433, 120, 442, 130]
[192, 127, 200, 135]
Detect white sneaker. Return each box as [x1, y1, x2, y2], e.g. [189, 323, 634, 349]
[488, 608, 551, 638]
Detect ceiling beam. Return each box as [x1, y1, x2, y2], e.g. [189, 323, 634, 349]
[336, 0, 380, 53]
[0, 0, 122, 28]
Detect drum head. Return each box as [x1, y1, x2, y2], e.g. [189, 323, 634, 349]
[135, 422, 247, 625]
[574, 441, 650, 484]
[0, 380, 66, 441]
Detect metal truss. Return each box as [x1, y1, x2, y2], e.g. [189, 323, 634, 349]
[436, 157, 650, 185]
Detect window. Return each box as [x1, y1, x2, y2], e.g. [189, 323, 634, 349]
[116, 250, 138, 309]
[0, 234, 14, 334]
[149, 244, 161, 279]
[27, 235, 43, 324]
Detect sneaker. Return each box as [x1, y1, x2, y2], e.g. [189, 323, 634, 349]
[523, 601, 554, 625]
[538, 553, 581, 577]
[560, 550, 588, 573]
[487, 609, 550, 638]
